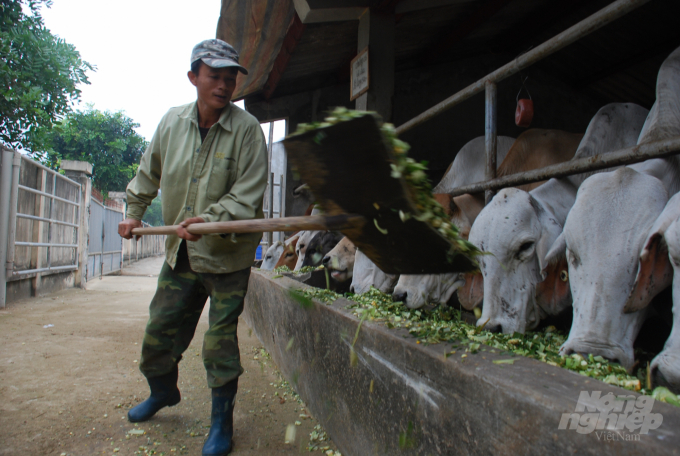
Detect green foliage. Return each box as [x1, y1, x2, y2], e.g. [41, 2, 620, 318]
[142, 196, 163, 227]
[0, 0, 93, 151]
[297, 287, 653, 394]
[43, 107, 148, 194]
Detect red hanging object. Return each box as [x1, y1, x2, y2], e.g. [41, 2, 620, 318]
[515, 77, 533, 128]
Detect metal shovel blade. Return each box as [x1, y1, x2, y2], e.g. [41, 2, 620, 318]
[282, 115, 477, 274]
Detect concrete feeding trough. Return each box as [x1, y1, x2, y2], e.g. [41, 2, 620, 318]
[245, 270, 680, 455]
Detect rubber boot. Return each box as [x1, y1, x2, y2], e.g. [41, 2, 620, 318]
[128, 365, 181, 422]
[202, 378, 238, 456]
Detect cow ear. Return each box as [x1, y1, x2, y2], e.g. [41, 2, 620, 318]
[623, 195, 680, 312]
[623, 232, 673, 313]
[536, 255, 571, 315]
[457, 272, 484, 310]
[540, 233, 566, 278]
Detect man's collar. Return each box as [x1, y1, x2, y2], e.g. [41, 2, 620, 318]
[179, 101, 233, 132]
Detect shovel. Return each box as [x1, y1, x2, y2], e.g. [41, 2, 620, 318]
[132, 115, 477, 274]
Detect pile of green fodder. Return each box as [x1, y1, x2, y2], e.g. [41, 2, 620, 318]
[289, 107, 480, 262]
[273, 265, 321, 275]
[295, 286, 679, 405]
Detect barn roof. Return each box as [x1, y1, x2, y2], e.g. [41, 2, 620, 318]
[219, 0, 680, 109]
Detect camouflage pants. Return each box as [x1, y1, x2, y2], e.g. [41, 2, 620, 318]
[139, 242, 250, 388]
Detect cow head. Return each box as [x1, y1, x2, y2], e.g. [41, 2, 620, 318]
[322, 237, 358, 282]
[558, 168, 669, 370]
[650, 214, 680, 392]
[392, 273, 465, 309]
[275, 236, 299, 271]
[261, 241, 284, 270]
[301, 231, 344, 268]
[293, 230, 316, 271]
[469, 187, 570, 334]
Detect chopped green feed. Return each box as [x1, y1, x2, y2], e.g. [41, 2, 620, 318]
[273, 265, 322, 275]
[290, 107, 480, 262]
[296, 286, 679, 402]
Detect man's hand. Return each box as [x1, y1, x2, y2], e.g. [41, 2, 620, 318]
[178, 217, 205, 241]
[118, 218, 143, 240]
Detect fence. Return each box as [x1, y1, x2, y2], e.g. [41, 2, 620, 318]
[86, 198, 124, 281]
[1, 149, 166, 305]
[122, 221, 166, 265]
[1, 150, 81, 296]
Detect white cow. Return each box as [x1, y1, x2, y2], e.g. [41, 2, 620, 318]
[621, 194, 680, 388]
[350, 249, 399, 295]
[550, 168, 669, 369]
[469, 103, 649, 333]
[398, 130, 586, 309]
[553, 47, 680, 369]
[261, 241, 284, 270]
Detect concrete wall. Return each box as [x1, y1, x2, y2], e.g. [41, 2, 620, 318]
[245, 270, 680, 456]
[246, 52, 606, 212]
[6, 271, 75, 303]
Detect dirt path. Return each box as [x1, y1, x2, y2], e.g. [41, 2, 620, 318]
[0, 257, 339, 456]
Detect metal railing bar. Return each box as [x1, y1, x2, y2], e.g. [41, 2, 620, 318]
[88, 250, 123, 256]
[448, 136, 680, 197]
[11, 265, 78, 276]
[16, 214, 79, 228]
[15, 242, 78, 248]
[396, 0, 652, 135]
[17, 185, 80, 207]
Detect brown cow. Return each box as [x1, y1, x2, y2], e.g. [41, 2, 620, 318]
[435, 129, 583, 239]
[274, 235, 299, 271]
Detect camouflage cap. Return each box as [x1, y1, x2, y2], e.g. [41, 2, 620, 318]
[191, 39, 248, 75]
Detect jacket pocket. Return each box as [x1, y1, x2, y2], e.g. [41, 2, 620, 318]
[207, 164, 236, 201]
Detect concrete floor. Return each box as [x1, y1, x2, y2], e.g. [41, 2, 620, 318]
[0, 256, 339, 456]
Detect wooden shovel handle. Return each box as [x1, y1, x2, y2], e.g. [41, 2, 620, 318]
[130, 214, 365, 236]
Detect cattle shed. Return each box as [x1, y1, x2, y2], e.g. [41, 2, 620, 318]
[219, 0, 679, 215]
[217, 2, 680, 454]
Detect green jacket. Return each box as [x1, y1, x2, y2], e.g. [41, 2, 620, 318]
[126, 101, 268, 273]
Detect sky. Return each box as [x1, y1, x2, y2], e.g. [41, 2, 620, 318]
[40, 0, 286, 143]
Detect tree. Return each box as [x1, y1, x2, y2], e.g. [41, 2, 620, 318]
[0, 0, 93, 151]
[46, 107, 148, 194]
[143, 196, 163, 227]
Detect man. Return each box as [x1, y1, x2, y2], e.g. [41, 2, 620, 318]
[118, 39, 268, 456]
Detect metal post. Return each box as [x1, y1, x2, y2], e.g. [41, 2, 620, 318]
[30, 169, 46, 293]
[46, 173, 56, 271]
[268, 172, 275, 245]
[396, 0, 651, 135]
[5, 151, 21, 280]
[484, 82, 497, 205]
[100, 215, 104, 279]
[266, 123, 275, 248]
[0, 149, 14, 308]
[279, 173, 285, 242]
